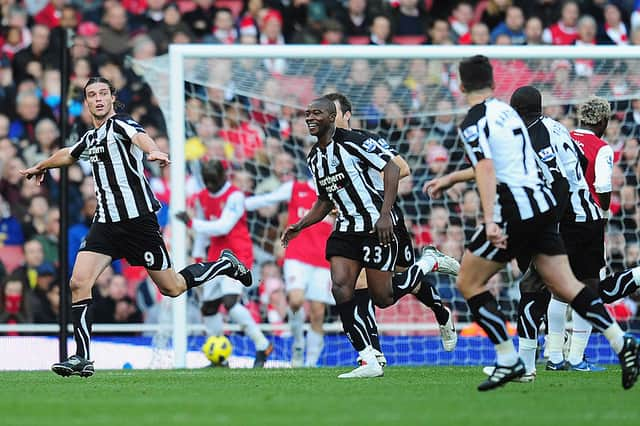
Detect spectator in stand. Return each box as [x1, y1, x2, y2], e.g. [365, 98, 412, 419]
[524, 16, 544, 45]
[12, 239, 51, 290]
[93, 273, 142, 325]
[48, 4, 81, 53]
[469, 22, 490, 45]
[22, 194, 49, 240]
[75, 22, 101, 59]
[205, 8, 238, 45]
[11, 24, 55, 85]
[0, 194, 23, 247]
[426, 18, 451, 45]
[369, 15, 392, 45]
[414, 144, 449, 189]
[99, 3, 131, 57]
[137, 0, 168, 32]
[33, 0, 65, 29]
[460, 188, 480, 240]
[619, 138, 639, 181]
[391, 0, 429, 37]
[0, 275, 32, 330]
[0, 157, 27, 210]
[219, 101, 265, 162]
[149, 3, 194, 54]
[622, 96, 640, 138]
[338, 0, 371, 38]
[542, 0, 579, 45]
[67, 196, 97, 272]
[449, 2, 473, 44]
[34, 206, 59, 265]
[600, 3, 628, 45]
[183, 0, 218, 41]
[9, 89, 56, 144]
[259, 9, 286, 74]
[610, 185, 640, 243]
[4, 5, 32, 57]
[482, 0, 511, 31]
[238, 0, 264, 40]
[282, 0, 313, 43]
[22, 118, 59, 168]
[321, 19, 346, 45]
[339, 58, 372, 105]
[31, 276, 60, 323]
[490, 5, 525, 44]
[573, 15, 599, 78]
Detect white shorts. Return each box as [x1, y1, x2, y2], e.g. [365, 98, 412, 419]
[283, 259, 335, 305]
[201, 275, 245, 302]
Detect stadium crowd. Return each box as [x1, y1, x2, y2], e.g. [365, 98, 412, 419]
[1, 0, 640, 333]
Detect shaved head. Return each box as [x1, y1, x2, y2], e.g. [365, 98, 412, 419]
[309, 97, 336, 115]
[510, 86, 542, 120]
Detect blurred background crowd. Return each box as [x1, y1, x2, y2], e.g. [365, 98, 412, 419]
[1, 0, 640, 335]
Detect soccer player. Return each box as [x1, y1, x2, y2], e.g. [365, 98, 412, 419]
[186, 159, 273, 368]
[484, 86, 604, 380]
[545, 96, 639, 370]
[20, 77, 252, 377]
[245, 172, 334, 368]
[281, 97, 459, 378]
[424, 56, 638, 391]
[325, 92, 458, 367]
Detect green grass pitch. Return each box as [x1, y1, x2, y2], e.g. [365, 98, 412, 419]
[1, 367, 639, 426]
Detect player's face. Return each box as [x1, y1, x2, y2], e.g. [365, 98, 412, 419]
[84, 82, 115, 120]
[304, 102, 334, 136]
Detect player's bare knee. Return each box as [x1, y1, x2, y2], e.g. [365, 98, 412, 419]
[287, 292, 305, 311]
[158, 284, 182, 298]
[69, 276, 92, 295]
[368, 286, 393, 308]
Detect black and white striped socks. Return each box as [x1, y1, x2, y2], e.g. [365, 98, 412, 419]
[72, 299, 93, 360]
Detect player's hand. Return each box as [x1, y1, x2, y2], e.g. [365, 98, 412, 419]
[281, 223, 302, 248]
[423, 176, 451, 198]
[175, 211, 192, 226]
[374, 212, 393, 245]
[148, 150, 170, 167]
[486, 222, 507, 249]
[19, 166, 46, 185]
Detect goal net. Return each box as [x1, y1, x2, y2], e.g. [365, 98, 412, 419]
[133, 45, 640, 368]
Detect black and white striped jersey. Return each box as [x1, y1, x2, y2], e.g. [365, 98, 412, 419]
[459, 98, 556, 223]
[307, 127, 399, 233]
[70, 114, 161, 223]
[351, 128, 398, 192]
[531, 116, 603, 223]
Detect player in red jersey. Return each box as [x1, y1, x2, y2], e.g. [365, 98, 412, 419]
[546, 96, 614, 370]
[180, 159, 273, 367]
[246, 177, 334, 367]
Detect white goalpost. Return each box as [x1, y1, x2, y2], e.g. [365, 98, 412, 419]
[144, 44, 640, 368]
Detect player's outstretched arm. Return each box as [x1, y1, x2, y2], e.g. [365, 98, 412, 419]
[392, 155, 411, 179]
[475, 159, 506, 249]
[132, 133, 170, 167]
[281, 198, 333, 247]
[19, 147, 76, 184]
[377, 160, 401, 245]
[423, 167, 475, 198]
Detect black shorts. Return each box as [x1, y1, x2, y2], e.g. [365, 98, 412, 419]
[466, 210, 565, 264]
[325, 225, 414, 272]
[560, 219, 605, 281]
[79, 213, 171, 270]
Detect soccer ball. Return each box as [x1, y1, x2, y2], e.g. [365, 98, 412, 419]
[202, 335, 232, 365]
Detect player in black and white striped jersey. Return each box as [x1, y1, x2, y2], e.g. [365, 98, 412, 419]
[424, 56, 638, 391]
[281, 97, 459, 379]
[20, 77, 252, 377]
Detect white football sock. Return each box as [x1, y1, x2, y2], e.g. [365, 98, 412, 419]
[304, 329, 324, 367]
[204, 313, 224, 337]
[546, 298, 568, 364]
[518, 337, 538, 374]
[603, 323, 625, 354]
[358, 345, 379, 367]
[228, 303, 270, 351]
[568, 312, 592, 366]
[289, 307, 305, 349]
[495, 340, 519, 366]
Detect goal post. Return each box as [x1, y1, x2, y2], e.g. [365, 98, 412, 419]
[150, 44, 640, 368]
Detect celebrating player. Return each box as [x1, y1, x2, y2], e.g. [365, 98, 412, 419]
[185, 159, 273, 368]
[424, 56, 638, 391]
[282, 97, 459, 379]
[20, 77, 251, 377]
[325, 92, 458, 367]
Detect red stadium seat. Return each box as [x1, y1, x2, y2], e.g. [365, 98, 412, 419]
[176, 0, 196, 14]
[392, 35, 426, 45]
[348, 36, 370, 45]
[0, 245, 25, 274]
[216, 0, 244, 18]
